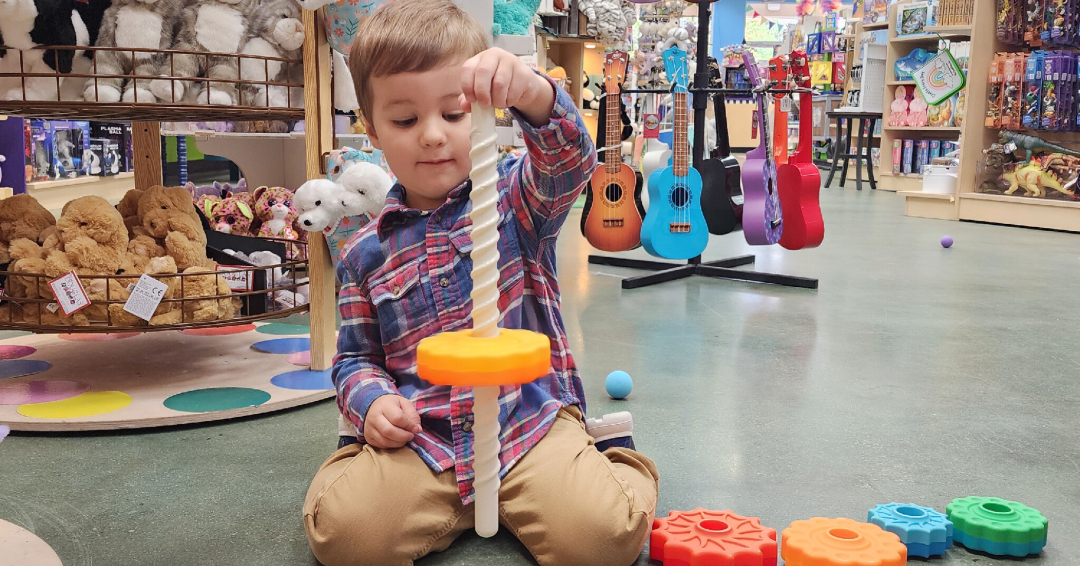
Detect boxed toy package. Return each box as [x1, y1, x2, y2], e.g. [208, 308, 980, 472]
[86, 138, 122, 176]
[902, 139, 915, 174]
[90, 122, 134, 173]
[916, 140, 930, 174]
[29, 120, 91, 179]
[1001, 53, 1026, 129]
[892, 140, 902, 175]
[1023, 51, 1044, 129]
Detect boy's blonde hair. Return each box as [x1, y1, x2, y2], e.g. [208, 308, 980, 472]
[349, 0, 489, 122]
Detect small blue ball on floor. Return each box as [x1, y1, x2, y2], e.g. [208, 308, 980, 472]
[605, 371, 633, 399]
[941, 235, 954, 248]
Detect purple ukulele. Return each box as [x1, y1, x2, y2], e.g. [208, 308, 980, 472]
[740, 51, 783, 246]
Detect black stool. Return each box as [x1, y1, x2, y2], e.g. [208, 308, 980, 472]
[824, 111, 880, 190]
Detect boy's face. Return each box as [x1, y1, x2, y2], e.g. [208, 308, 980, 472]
[365, 60, 473, 210]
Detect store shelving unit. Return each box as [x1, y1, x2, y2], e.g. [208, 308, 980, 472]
[890, 0, 1080, 230]
[878, 1, 980, 201]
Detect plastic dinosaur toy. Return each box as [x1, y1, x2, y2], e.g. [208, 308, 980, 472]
[1002, 163, 1073, 197]
[999, 130, 1080, 161]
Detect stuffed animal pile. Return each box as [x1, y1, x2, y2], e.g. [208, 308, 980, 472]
[0, 0, 310, 105]
[0, 190, 241, 327]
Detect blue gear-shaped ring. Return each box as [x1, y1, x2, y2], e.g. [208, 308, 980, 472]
[868, 503, 953, 558]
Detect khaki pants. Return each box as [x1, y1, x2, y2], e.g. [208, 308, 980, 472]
[304, 406, 659, 566]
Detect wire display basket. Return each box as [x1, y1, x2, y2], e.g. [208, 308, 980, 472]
[0, 240, 309, 333]
[0, 44, 305, 121]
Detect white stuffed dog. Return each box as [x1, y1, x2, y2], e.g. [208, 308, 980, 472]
[294, 178, 346, 234]
[336, 161, 392, 218]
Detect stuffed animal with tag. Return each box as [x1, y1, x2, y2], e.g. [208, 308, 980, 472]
[253, 186, 299, 241]
[150, 0, 258, 106]
[208, 194, 255, 236]
[239, 0, 304, 107]
[0, 0, 110, 101]
[83, 0, 185, 103]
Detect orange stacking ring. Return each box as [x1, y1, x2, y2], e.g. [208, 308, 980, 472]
[417, 329, 551, 387]
[782, 518, 907, 566]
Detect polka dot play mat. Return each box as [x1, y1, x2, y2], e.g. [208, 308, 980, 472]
[0, 323, 334, 431]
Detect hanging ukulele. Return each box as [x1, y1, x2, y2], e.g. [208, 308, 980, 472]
[699, 90, 743, 235]
[769, 54, 791, 166]
[582, 49, 645, 252]
[640, 42, 709, 260]
[776, 50, 824, 250]
[740, 50, 784, 246]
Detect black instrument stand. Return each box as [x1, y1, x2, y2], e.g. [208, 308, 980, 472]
[586, 1, 819, 291]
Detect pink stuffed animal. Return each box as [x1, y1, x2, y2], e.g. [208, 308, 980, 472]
[906, 89, 929, 127]
[254, 186, 299, 241]
[888, 86, 910, 127]
[210, 196, 256, 236]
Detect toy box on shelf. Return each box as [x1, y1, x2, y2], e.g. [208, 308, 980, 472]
[28, 120, 91, 180]
[90, 122, 134, 173]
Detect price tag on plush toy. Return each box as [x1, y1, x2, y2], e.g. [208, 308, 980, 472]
[216, 265, 253, 292]
[122, 275, 168, 322]
[48, 272, 90, 316]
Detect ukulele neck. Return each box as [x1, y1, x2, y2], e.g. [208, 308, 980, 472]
[605, 90, 620, 173]
[673, 92, 688, 176]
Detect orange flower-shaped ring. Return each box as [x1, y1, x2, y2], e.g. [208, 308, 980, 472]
[782, 517, 907, 566]
[650, 508, 778, 566]
[417, 328, 551, 387]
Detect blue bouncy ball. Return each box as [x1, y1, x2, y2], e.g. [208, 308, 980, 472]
[605, 371, 633, 399]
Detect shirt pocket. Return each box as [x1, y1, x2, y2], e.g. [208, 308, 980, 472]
[369, 262, 431, 342]
[449, 213, 524, 301]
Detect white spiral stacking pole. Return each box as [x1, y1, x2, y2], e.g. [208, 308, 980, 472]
[467, 105, 502, 538]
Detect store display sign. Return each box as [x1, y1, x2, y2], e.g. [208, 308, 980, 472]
[643, 113, 660, 138]
[913, 50, 966, 105]
[48, 271, 90, 316]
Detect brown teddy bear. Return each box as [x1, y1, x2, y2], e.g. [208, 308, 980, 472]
[180, 266, 240, 322]
[0, 194, 57, 264]
[136, 185, 210, 271]
[118, 187, 146, 237]
[45, 196, 130, 278]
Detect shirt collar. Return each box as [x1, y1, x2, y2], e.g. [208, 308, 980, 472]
[376, 179, 473, 237]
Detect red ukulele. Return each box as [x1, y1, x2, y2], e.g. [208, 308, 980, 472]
[769, 55, 790, 166]
[581, 50, 644, 252]
[777, 51, 824, 250]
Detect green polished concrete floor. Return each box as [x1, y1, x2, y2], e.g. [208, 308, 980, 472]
[2, 187, 1079, 565]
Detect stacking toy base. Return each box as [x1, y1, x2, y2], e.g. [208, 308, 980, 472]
[954, 531, 1046, 557]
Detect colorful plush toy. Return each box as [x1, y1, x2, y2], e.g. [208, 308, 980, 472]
[907, 88, 929, 127]
[888, 85, 910, 127]
[493, 0, 541, 35]
[209, 195, 256, 236]
[254, 186, 299, 241]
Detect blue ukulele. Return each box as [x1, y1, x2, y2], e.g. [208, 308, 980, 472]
[640, 44, 709, 260]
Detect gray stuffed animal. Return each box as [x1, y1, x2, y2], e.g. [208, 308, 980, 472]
[150, 0, 258, 106]
[579, 0, 635, 47]
[238, 0, 304, 107]
[83, 0, 185, 103]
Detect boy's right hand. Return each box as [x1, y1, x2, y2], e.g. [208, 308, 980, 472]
[365, 395, 423, 448]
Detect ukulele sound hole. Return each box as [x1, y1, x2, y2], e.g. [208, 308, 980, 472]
[669, 186, 690, 208]
[604, 183, 624, 204]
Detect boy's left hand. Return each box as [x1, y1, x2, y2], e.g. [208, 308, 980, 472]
[460, 48, 556, 128]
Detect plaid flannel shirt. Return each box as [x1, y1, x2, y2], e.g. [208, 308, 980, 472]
[333, 82, 597, 504]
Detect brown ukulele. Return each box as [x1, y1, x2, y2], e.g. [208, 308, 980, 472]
[581, 49, 644, 252]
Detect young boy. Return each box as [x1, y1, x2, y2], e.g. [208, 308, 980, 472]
[303, 1, 659, 565]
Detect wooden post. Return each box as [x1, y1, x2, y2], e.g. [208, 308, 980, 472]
[132, 121, 162, 191]
[303, 9, 337, 371]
